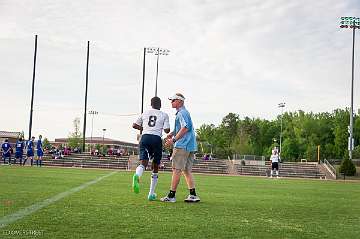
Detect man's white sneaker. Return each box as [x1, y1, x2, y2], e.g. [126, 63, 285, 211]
[160, 196, 176, 203]
[184, 195, 200, 203]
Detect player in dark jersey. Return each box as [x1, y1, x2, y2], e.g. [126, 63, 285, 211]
[1, 139, 12, 165]
[23, 136, 35, 166]
[36, 135, 44, 167]
[15, 137, 25, 165]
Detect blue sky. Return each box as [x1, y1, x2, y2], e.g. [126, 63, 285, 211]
[0, 0, 359, 143]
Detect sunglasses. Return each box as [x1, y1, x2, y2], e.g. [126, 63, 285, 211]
[171, 99, 177, 103]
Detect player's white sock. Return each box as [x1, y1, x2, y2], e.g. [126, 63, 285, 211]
[270, 170, 273, 177]
[135, 165, 145, 177]
[276, 170, 279, 176]
[149, 173, 158, 195]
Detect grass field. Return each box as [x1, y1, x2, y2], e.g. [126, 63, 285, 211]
[1, 166, 359, 239]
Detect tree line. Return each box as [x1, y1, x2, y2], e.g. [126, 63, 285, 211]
[196, 109, 360, 161]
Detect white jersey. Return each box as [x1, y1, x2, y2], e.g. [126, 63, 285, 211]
[135, 109, 170, 137]
[270, 154, 279, 163]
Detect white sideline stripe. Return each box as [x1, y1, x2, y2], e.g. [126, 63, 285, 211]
[0, 171, 117, 228]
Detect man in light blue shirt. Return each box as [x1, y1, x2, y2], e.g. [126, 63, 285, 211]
[161, 93, 200, 203]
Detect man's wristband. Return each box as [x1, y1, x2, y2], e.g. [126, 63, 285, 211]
[172, 138, 177, 143]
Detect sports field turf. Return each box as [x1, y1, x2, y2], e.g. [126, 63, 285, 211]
[0, 166, 359, 238]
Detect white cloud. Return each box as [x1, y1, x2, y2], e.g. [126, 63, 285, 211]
[0, 0, 359, 143]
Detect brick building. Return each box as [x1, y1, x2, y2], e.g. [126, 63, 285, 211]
[0, 131, 21, 145]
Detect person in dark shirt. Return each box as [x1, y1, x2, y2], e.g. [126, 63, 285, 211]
[36, 135, 44, 167]
[23, 136, 35, 166]
[15, 137, 25, 165]
[1, 139, 12, 165]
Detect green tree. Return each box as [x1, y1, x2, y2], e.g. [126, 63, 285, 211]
[339, 158, 356, 176]
[353, 145, 360, 159]
[193, 108, 358, 161]
[68, 117, 82, 149]
[43, 138, 52, 150]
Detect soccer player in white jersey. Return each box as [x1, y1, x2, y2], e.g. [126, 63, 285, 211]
[270, 148, 280, 178]
[132, 96, 170, 200]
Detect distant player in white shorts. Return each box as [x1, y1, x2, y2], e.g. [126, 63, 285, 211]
[270, 148, 280, 178]
[132, 96, 170, 201]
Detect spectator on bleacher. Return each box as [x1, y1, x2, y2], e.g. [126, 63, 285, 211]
[101, 147, 107, 157]
[108, 148, 113, 156]
[203, 154, 209, 160]
[24, 136, 35, 166]
[64, 147, 71, 156]
[116, 148, 121, 157]
[270, 148, 280, 178]
[1, 139, 12, 165]
[15, 137, 25, 165]
[53, 148, 63, 159]
[36, 135, 44, 167]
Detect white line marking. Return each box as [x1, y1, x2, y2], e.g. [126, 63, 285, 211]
[0, 171, 117, 228]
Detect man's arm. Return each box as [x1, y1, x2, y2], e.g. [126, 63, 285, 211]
[165, 127, 188, 147]
[132, 123, 143, 131]
[174, 127, 188, 141]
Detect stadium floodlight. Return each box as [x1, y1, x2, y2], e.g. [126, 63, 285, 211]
[140, 47, 170, 117]
[146, 47, 170, 96]
[278, 102, 286, 157]
[89, 110, 98, 150]
[340, 16, 359, 160]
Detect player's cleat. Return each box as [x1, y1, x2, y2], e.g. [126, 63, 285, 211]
[132, 174, 140, 194]
[184, 195, 200, 203]
[148, 193, 157, 201]
[160, 196, 176, 203]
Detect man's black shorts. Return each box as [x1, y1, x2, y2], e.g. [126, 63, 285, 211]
[271, 162, 279, 170]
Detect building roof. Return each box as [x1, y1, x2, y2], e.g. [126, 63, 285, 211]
[54, 137, 138, 147]
[0, 131, 21, 138]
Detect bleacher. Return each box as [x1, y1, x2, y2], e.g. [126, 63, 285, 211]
[158, 159, 229, 175]
[41, 153, 130, 170]
[2, 153, 327, 179]
[235, 161, 326, 179]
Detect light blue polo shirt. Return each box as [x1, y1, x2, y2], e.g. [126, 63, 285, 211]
[173, 106, 197, 152]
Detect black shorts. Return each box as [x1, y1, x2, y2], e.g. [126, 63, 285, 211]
[27, 151, 34, 157]
[272, 162, 279, 170]
[139, 134, 162, 164]
[15, 152, 23, 159]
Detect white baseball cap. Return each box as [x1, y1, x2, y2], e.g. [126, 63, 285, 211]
[168, 93, 185, 101]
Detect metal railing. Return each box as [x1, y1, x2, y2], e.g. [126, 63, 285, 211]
[323, 159, 337, 179]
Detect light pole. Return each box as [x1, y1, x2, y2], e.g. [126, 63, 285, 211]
[28, 35, 38, 141]
[278, 102, 286, 156]
[340, 16, 359, 160]
[145, 47, 170, 96]
[102, 128, 106, 145]
[89, 110, 98, 150]
[82, 41, 90, 152]
[102, 128, 106, 156]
